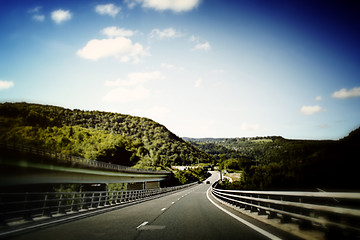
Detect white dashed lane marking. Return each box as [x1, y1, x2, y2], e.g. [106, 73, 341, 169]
[136, 221, 148, 229]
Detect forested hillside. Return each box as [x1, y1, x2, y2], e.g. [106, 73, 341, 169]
[185, 129, 360, 191]
[2, 102, 358, 190]
[0, 102, 213, 169]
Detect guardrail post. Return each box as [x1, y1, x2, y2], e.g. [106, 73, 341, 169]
[42, 193, 51, 217]
[117, 191, 122, 204]
[57, 194, 65, 215]
[280, 214, 291, 224]
[90, 193, 95, 209]
[137, 190, 141, 200]
[115, 191, 121, 204]
[255, 194, 265, 215]
[80, 193, 86, 210]
[105, 192, 110, 206]
[244, 194, 251, 211]
[70, 193, 77, 212]
[250, 194, 258, 213]
[114, 192, 118, 204]
[97, 192, 102, 207]
[279, 196, 291, 223]
[125, 192, 129, 202]
[267, 211, 277, 219]
[258, 209, 266, 215]
[121, 191, 125, 203]
[108, 192, 113, 205]
[297, 197, 312, 230]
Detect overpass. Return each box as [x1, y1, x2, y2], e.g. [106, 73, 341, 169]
[0, 144, 170, 190]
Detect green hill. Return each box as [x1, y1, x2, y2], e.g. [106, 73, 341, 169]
[185, 129, 360, 191]
[0, 102, 213, 169]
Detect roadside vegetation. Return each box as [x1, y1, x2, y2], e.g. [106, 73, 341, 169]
[186, 128, 360, 191]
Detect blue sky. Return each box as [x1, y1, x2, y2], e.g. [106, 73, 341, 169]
[1, 0, 360, 140]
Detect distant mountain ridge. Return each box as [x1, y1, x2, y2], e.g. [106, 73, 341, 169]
[183, 136, 335, 161]
[0, 102, 213, 169]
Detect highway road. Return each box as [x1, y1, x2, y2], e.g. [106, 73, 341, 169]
[9, 172, 301, 240]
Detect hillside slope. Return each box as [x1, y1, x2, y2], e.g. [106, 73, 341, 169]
[185, 129, 360, 191]
[0, 102, 213, 168]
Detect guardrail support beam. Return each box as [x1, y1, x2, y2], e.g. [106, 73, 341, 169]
[211, 182, 360, 239]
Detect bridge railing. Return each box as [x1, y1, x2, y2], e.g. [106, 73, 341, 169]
[0, 182, 197, 228]
[211, 182, 360, 238]
[1, 143, 169, 175]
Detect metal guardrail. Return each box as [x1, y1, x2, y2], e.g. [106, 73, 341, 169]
[0, 182, 197, 228]
[1, 143, 169, 175]
[211, 182, 360, 238]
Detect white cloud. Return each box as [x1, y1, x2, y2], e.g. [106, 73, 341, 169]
[32, 15, 45, 22]
[0, 80, 14, 90]
[315, 96, 322, 101]
[29, 7, 45, 22]
[105, 71, 163, 86]
[300, 105, 326, 115]
[193, 41, 211, 51]
[51, 9, 72, 24]
[332, 87, 360, 99]
[95, 4, 121, 17]
[125, 0, 201, 12]
[149, 28, 181, 40]
[161, 62, 184, 70]
[241, 122, 260, 131]
[101, 26, 136, 38]
[102, 85, 150, 102]
[190, 35, 211, 51]
[194, 78, 203, 88]
[28, 6, 42, 13]
[124, 0, 138, 9]
[76, 37, 149, 63]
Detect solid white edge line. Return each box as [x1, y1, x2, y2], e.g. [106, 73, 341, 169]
[136, 221, 149, 229]
[206, 187, 282, 240]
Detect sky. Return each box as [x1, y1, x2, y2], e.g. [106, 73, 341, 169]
[1, 0, 360, 140]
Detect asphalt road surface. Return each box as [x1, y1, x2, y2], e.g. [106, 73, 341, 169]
[9, 172, 300, 240]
